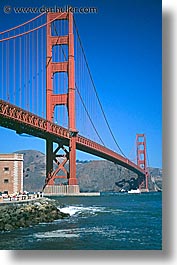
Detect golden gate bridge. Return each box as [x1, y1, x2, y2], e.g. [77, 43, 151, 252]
[0, 12, 148, 194]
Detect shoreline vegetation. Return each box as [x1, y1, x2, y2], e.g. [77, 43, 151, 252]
[0, 198, 69, 231]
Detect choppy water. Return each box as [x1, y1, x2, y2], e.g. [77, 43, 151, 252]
[0, 192, 162, 250]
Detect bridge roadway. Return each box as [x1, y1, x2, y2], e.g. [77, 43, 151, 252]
[0, 99, 145, 177]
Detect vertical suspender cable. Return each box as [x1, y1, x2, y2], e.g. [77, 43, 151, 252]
[32, 25, 34, 113]
[36, 27, 38, 115]
[19, 36, 22, 107]
[13, 37, 16, 104]
[27, 25, 30, 111]
[41, 26, 44, 117]
[2, 38, 3, 99]
[25, 33, 27, 109]
[6, 34, 9, 101]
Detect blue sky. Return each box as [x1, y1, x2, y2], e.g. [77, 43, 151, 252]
[0, 0, 162, 167]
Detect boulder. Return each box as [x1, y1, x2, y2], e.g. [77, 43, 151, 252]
[0, 198, 69, 231]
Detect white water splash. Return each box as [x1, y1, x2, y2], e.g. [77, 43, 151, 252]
[34, 226, 131, 240]
[35, 229, 79, 239]
[59, 205, 107, 216]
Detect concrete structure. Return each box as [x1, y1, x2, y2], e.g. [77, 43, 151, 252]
[44, 184, 100, 196]
[0, 154, 23, 195]
[44, 184, 80, 195]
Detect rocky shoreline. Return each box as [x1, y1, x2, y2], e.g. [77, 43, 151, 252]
[0, 198, 69, 231]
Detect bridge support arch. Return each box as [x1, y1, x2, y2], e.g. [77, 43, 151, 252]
[44, 12, 79, 194]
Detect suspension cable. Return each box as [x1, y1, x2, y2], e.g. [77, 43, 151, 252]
[0, 13, 44, 35]
[0, 12, 64, 42]
[73, 17, 127, 157]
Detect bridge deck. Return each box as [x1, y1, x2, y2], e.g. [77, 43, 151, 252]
[0, 100, 145, 176]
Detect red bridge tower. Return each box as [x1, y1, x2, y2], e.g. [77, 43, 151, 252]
[136, 134, 149, 191]
[44, 12, 79, 194]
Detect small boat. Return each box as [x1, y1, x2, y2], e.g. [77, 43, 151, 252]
[128, 189, 141, 194]
[119, 189, 128, 193]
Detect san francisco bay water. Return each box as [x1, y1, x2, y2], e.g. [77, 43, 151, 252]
[0, 192, 162, 250]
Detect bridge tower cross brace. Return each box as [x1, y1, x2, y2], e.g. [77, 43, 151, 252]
[45, 12, 78, 188]
[136, 134, 148, 190]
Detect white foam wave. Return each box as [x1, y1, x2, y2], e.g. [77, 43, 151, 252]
[59, 206, 81, 216]
[59, 205, 107, 216]
[34, 226, 131, 240]
[35, 229, 79, 239]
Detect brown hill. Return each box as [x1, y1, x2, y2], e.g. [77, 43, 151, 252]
[15, 150, 162, 192]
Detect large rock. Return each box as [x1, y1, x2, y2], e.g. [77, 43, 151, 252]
[0, 198, 69, 231]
